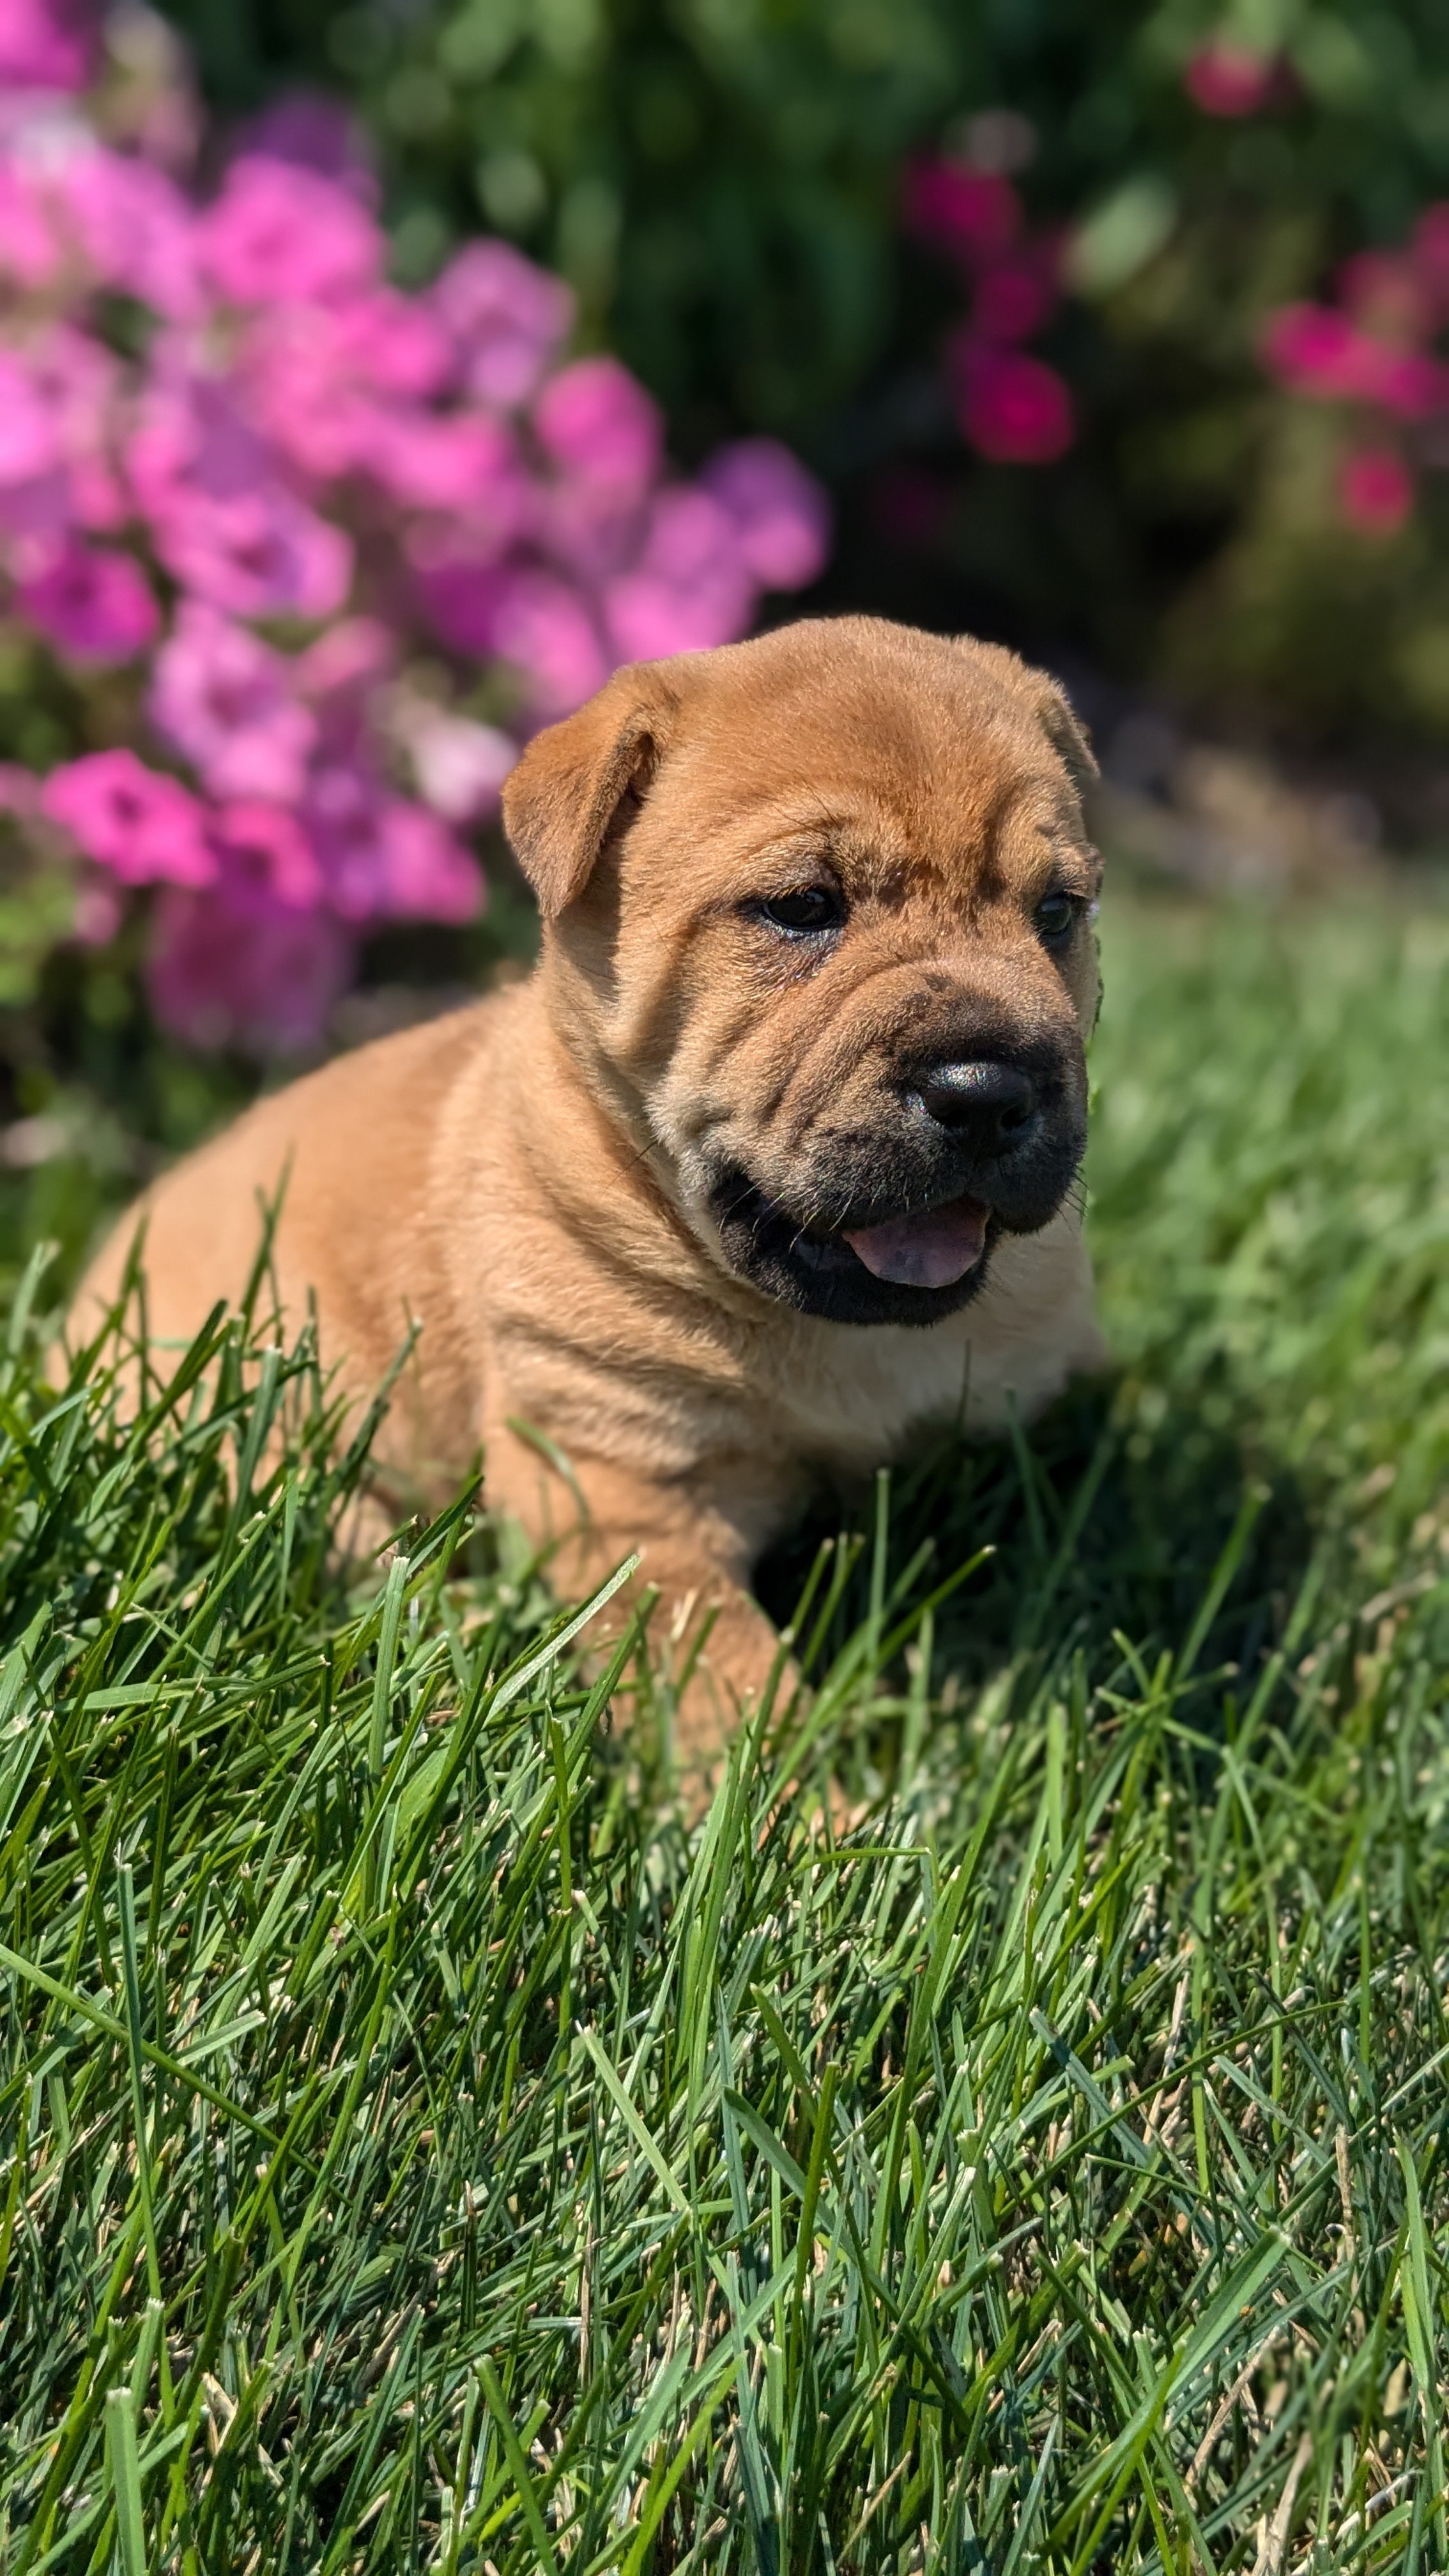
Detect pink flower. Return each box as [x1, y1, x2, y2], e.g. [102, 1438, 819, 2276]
[198, 154, 381, 309]
[334, 289, 452, 399]
[1338, 445, 1414, 533]
[702, 439, 831, 589]
[972, 250, 1059, 344]
[412, 551, 510, 660]
[1338, 250, 1432, 344]
[41, 750, 215, 887]
[369, 408, 526, 517]
[302, 762, 482, 922]
[953, 343, 1074, 463]
[604, 489, 753, 660]
[150, 602, 317, 801]
[432, 240, 575, 408]
[489, 570, 610, 716]
[237, 91, 374, 190]
[152, 487, 353, 621]
[0, 159, 66, 290]
[127, 358, 273, 521]
[26, 325, 126, 532]
[0, 0, 93, 91]
[903, 160, 1019, 264]
[213, 799, 322, 906]
[1183, 41, 1282, 116]
[534, 356, 663, 494]
[56, 149, 201, 322]
[535, 479, 645, 584]
[21, 541, 160, 664]
[397, 703, 517, 824]
[234, 310, 374, 484]
[1262, 304, 1442, 415]
[0, 352, 65, 535]
[147, 878, 351, 1054]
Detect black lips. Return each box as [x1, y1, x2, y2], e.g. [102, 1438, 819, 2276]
[710, 1174, 1000, 1326]
[707, 1084, 1087, 1327]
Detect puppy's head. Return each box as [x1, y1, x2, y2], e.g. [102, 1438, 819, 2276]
[503, 616, 1101, 1328]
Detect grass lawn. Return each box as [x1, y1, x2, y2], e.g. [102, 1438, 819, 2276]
[2, 885, 1447, 2573]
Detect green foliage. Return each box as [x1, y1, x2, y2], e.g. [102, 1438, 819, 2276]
[1, 884, 1447, 2566]
[156, 0, 1449, 742]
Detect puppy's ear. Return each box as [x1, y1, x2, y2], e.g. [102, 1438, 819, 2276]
[502, 664, 680, 919]
[1036, 681, 1098, 797]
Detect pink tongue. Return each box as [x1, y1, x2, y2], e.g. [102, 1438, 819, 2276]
[843, 1195, 989, 1291]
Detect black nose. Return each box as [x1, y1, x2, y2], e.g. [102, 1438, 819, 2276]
[912, 1059, 1038, 1150]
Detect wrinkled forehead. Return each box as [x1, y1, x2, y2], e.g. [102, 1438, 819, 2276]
[661, 650, 1085, 886]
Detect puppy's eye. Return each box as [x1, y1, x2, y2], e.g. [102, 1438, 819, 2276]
[759, 886, 845, 937]
[1034, 889, 1077, 944]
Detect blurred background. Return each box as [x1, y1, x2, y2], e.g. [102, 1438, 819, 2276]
[2, 0, 1448, 1278]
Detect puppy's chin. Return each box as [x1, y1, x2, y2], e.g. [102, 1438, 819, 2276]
[709, 1173, 1003, 1327]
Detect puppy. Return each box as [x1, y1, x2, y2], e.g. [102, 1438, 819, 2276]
[75, 617, 1108, 1745]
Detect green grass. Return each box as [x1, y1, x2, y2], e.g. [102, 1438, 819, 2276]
[1, 889, 1447, 2573]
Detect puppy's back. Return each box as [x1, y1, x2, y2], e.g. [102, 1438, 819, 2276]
[73, 1002, 495, 1426]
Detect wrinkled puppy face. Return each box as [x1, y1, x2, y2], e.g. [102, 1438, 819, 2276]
[503, 617, 1101, 1328]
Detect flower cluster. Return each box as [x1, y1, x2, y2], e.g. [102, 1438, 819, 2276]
[1183, 37, 1292, 119]
[0, 8, 829, 1052]
[903, 151, 1073, 468]
[1262, 208, 1449, 535]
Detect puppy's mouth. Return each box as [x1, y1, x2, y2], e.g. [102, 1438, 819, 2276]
[838, 1195, 989, 1289]
[709, 1172, 1002, 1326]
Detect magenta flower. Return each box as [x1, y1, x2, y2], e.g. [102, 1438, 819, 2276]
[21, 542, 160, 665]
[702, 440, 831, 590]
[0, 0, 93, 91]
[432, 240, 575, 408]
[1338, 250, 1432, 344]
[369, 408, 526, 518]
[0, 158, 66, 291]
[0, 352, 65, 535]
[534, 356, 663, 494]
[198, 153, 381, 309]
[490, 569, 611, 716]
[1183, 41, 1284, 117]
[127, 360, 274, 522]
[56, 148, 201, 322]
[334, 288, 452, 399]
[605, 490, 753, 659]
[150, 602, 317, 801]
[972, 250, 1060, 346]
[301, 761, 482, 922]
[1262, 305, 1442, 416]
[24, 325, 126, 533]
[153, 487, 353, 621]
[1338, 447, 1414, 533]
[41, 750, 215, 887]
[148, 878, 352, 1054]
[238, 91, 372, 188]
[296, 614, 395, 709]
[903, 160, 1019, 265]
[953, 344, 1074, 463]
[1, 44, 829, 1056]
[213, 800, 322, 907]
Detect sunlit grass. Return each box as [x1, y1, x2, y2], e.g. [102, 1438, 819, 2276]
[1, 887, 1446, 2571]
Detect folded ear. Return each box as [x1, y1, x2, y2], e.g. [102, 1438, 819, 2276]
[1035, 680, 1098, 797]
[501, 663, 683, 919]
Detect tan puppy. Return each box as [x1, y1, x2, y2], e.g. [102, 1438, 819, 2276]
[75, 617, 1108, 1744]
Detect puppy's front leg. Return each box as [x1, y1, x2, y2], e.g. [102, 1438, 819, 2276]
[486, 1430, 790, 1759]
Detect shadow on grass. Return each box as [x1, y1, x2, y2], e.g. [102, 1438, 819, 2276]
[755, 1368, 1319, 1712]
